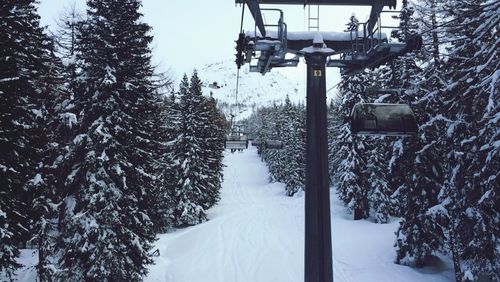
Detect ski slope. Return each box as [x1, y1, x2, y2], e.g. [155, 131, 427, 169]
[146, 147, 455, 282]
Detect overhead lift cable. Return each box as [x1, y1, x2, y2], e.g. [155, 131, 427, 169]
[224, 1, 250, 152]
[235, 0, 246, 115]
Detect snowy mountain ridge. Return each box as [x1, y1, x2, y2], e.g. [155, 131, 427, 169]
[198, 60, 306, 120]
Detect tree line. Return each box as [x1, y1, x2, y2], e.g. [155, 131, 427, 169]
[246, 0, 498, 281]
[245, 96, 306, 197]
[1, 0, 225, 281]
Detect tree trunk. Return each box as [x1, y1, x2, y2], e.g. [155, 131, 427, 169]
[354, 207, 364, 220]
[353, 203, 368, 220]
[450, 227, 462, 282]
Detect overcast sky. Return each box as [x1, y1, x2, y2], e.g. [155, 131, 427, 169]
[37, 1, 390, 86]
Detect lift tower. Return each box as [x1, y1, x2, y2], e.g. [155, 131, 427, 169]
[234, 1, 421, 281]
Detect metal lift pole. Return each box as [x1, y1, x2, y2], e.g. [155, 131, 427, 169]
[304, 50, 333, 282]
[237, 2, 417, 282]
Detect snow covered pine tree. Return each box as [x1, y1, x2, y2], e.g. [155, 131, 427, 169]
[438, 0, 499, 280]
[335, 72, 370, 220]
[282, 96, 306, 196]
[197, 94, 226, 209]
[263, 103, 287, 183]
[244, 100, 306, 196]
[172, 73, 209, 226]
[52, 0, 163, 280]
[189, 72, 225, 209]
[394, 0, 450, 271]
[0, 1, 56, 279]
[394, 1, 499, 280]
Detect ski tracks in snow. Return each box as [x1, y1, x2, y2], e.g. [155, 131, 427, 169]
[146, 148, 303, 282]
[146, 147, 454, 282]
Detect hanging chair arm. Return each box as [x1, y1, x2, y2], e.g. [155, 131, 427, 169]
[245, 0, 266, 37]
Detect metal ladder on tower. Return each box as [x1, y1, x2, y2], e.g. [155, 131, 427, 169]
[308, 4, 319, 31]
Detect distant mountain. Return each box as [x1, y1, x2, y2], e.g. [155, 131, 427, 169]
[199, 60, 305, 121]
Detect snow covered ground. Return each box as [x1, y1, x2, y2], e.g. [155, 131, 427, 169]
[9, 250, 38, 281]
[146, 147, 455, 282]
[10, 146, 455, 282]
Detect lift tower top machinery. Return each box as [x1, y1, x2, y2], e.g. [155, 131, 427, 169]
[234, 1, 421, 282]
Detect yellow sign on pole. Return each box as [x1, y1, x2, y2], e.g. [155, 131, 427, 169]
[313, 70, 322, 77]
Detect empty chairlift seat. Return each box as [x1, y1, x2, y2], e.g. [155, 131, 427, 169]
[350, 103, 418, 136]
[264, 140, 284, 149]
[250, 140, 283, 149]
[224, 134, 249, 150]
[251, 140, 263, 147]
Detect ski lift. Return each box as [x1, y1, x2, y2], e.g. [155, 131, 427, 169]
[224, 135, 249, 151]
[234, 2, 422, 281]
[224, 125, 249, 152]
[264, 140, 284, 149]
[252, 140, 263, 146]
[250, 139, 283, 149]
[350, 103, 418, 136]
[236, 0, 421, 75]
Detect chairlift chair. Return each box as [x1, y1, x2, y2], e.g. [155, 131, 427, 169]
[350, 103, 418, 136]
[264, 140, 284, 149]
[224, 134, 249, 151]
[224, 126, 249, 152]
[250, 139, 283, 149]
[251, 140, 263, 146]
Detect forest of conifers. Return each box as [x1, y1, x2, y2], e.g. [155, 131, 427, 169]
[1, 1, 226, 280]
[0, 0, 498, 281]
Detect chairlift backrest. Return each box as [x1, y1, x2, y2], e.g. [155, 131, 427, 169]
[252, 140, 263, 146]
[350, 103, 418, 136]
[225, 140, 249, 150]
[225, 134, 249, 149]
[265, 140, 284, 149]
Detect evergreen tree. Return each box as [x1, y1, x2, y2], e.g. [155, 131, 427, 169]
[366, 140, 392, 224]
[393, 1, 499, 280]
[29, 52, 68, 282]
[333, 14, 396, 221]
[51, 4, 84, 106]
[29, 7, 86, 279]
[189, 71, 225, 209]
[244, 101, 305, 196]
[270, 103, 287, 183]
[198, 95, 226, 208]
[172, 74, 208, 226]
[249, 107, 272, 158]
[393, 0, 450, 265]
[157, 93, 177, 226]
[375, 0, 422, 218]
[327, 97, 342, 187]
[147, 91, 175, 233]
[282, 96, 306, 196]
[353, 72, 394, 223]
[335, 73, 369, 220]
[438, 0, 499, 280]
[258, 103, 286, 183]
[153, 93, 178, 233]
[0, 0, 54, 278]
[53, 0, 161, 279]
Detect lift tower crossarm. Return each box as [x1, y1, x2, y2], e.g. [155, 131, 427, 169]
[237, 0, 396, 44]
[235, 0, 395, 5]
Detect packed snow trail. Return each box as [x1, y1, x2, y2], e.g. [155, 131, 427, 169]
[146, 147, 303, 282]
[146, 147, 454, 282]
